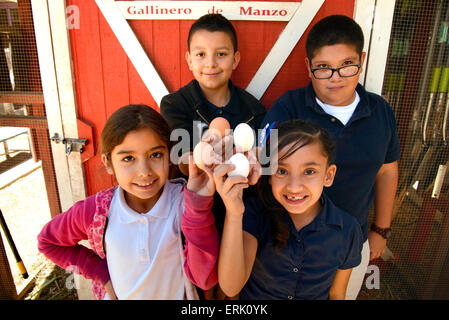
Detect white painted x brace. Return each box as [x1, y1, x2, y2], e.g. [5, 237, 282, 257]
[94, 0, 325, 106]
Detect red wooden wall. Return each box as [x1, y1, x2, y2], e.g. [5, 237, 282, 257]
[67, 0, 355, 195]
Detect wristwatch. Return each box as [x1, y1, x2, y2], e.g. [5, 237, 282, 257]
[370, 223, 392, 239]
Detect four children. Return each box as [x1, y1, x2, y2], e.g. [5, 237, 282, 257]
[38, 13, 399, 300]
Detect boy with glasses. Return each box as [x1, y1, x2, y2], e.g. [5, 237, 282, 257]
[259, 15, 400, 300]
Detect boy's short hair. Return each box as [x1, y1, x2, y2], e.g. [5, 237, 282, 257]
[187, 13, 238, 52]
[306, 15, 364, 60]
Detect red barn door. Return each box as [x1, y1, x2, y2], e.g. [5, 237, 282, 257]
[67, 0, 355, 195]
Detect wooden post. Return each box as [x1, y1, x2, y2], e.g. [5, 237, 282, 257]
[21, 0, 62, 217]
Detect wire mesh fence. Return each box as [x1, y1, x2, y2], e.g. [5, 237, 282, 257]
[0, 0, 55, 298]
[363, 0, 449, 300]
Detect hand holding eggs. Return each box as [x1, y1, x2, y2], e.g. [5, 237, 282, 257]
[192, 118, 255, 180]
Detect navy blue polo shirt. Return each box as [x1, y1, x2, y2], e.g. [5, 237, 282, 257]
[240, 194, 363, 300]
[196, 80, 241, 130]
[259, 83, 400, 240]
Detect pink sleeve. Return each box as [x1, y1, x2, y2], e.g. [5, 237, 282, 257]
[181, 188, 219, 290]
[37, 196, 110, 286]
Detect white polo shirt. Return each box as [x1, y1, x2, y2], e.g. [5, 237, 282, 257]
[104, 180, 188, 300]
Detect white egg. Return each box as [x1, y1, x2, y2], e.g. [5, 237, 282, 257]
[193, 141, 214, 169]
[233, 123, 255, 152]
[228, 153, 250, 177]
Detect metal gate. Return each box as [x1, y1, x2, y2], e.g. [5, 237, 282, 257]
[363, 0, 449, 299]
[0, 0, 59, 299]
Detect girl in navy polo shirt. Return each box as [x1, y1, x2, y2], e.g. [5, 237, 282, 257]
[215, 119, 363, 300]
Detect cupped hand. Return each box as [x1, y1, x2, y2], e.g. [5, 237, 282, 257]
[186, 154, 215, 197]
[202, 131, 234, 165]
[213, 163, 248, 215]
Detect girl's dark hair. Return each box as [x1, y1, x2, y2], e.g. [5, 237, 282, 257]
[188, 13, 238, 52]
[100, 104, 171, 162]
[257, 120, 335, 250]
[306, 15, 364, 60]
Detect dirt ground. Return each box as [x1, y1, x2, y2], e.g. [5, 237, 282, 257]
[0, 169, 78, 299]
[0, 136, 78, 300]
[20, 255, 78, 300]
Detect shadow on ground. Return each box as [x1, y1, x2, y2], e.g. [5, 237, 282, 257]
[0, 152, 32, 174]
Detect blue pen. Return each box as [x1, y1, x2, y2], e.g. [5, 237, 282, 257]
[263, 121, 277, 145]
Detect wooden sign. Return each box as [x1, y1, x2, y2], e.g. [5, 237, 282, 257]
[95, 0, 324, 105]
[116, 1, 300, 21]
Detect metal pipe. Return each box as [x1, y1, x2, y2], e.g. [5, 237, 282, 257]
[0, 209, 28, 279]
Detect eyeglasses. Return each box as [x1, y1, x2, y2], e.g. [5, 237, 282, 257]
[310, 64, 361, 79]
